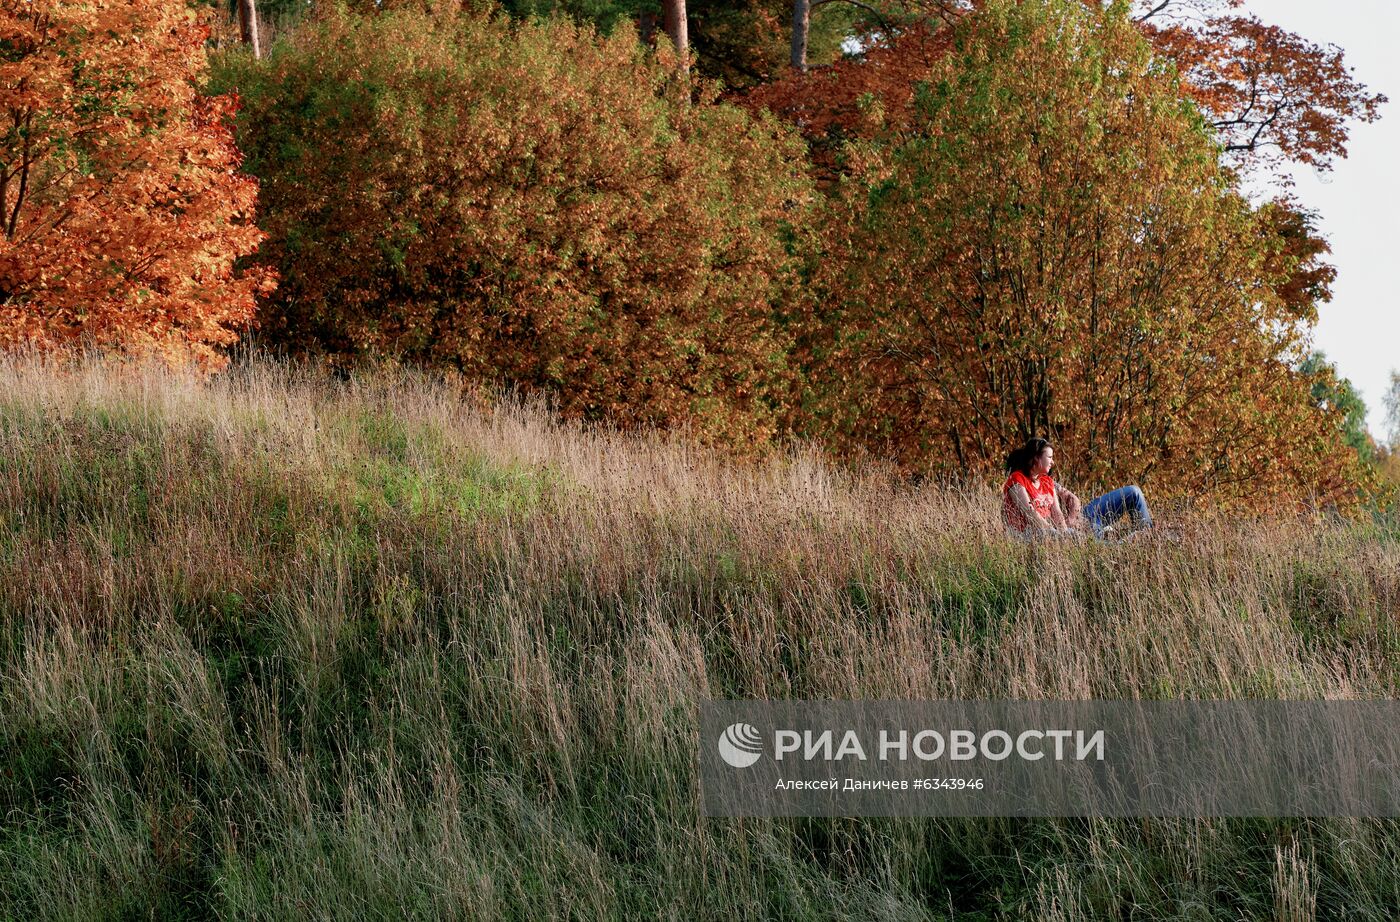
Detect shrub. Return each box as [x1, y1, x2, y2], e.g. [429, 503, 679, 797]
[210, 3, 814, 449]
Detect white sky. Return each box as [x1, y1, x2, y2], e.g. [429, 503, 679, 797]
[1243, 1, 1398, 437]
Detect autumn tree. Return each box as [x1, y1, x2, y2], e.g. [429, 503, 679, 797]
[1254, 200, 1335, 323]
[745, 0, 1384, 186]
[743, 22, 950, 186]
[794, 0, 1368, 508]
[1134, 0, 1386, 175]
[488, 0, 858, 90]
[1300, 352, 1375, 467]
[1379, 372, 1400, 495]
[1385, 372, 1400, 451]
[210, 4, 814, 448]
[0, 0, 272, 372]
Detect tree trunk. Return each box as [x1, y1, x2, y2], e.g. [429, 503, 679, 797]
[791, 0, 810, 71]
[661, 0, 689, 76]
[237, 0, 261, 60]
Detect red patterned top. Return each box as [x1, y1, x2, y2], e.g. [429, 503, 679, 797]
[1002, 470, 1056, 532]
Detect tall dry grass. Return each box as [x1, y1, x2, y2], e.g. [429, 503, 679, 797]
[1, 347, 1396, 919]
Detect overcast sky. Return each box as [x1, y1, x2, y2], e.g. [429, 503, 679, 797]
[1243, 1, 1398, 438]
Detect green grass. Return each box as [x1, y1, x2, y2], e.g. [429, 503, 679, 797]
[0, 352, 1397, 919]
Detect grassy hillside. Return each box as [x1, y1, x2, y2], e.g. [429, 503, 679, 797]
[1, 350, 1397, 920]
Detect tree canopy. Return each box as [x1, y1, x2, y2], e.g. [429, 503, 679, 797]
[790, 0, 1370, 507]
[210, 3, 815, 448]
[1, 0, 273, 371]
[1, 0, 1387, 508]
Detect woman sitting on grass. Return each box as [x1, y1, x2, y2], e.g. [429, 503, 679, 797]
[1002, 437, 1154, 541]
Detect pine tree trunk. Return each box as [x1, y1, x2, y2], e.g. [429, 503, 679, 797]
[661, 0, 689, 76]
[791, 0, 810, 71]
[237, 0, 261, 61]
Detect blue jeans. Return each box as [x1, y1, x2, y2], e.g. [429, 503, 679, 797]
[1082, 485, 1152, 539]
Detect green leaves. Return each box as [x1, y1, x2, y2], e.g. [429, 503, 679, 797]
[797, 0, 1369, 509]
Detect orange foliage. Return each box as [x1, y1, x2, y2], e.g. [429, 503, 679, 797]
[740, 0, 1384, 183]
[1138, 1, 1386, 174]
[739, 22, 952, 186]
[1254, 199, 1336, 326]
[1073, 0, 1384, 176]
[0, 0, 273, 372]
[213, 6, 815, 449]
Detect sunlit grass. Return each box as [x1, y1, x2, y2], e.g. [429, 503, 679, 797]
[0, 348, 1396, 919]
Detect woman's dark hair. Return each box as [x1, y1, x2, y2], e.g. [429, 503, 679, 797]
[1005, 437, 1051, 477]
